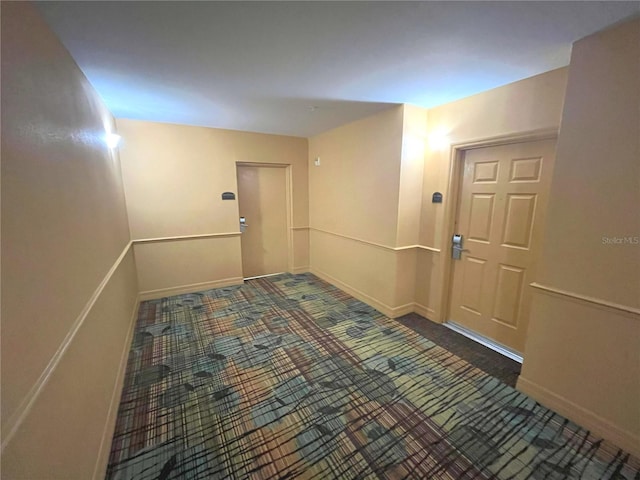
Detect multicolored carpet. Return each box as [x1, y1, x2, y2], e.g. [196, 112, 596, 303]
[106, 273, 639, 479]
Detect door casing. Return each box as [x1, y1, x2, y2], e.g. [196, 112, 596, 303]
[439, 128, 558, 355]
[236, 162, 294, 277]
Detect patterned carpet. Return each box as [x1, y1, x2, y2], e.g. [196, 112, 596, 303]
[106, 273, 639, 479]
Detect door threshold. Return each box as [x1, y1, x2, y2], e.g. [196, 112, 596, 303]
[444, 321, 524, 364]
[243, 272, 286, 281]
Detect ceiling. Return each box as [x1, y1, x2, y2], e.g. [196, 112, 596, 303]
[36, 1, 639, 137]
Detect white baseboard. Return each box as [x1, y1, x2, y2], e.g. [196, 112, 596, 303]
[292, 266, 310, 274]
[517, 375, 640, 458]
[139, 277, 245, 300]
[92, 295, 140, 480]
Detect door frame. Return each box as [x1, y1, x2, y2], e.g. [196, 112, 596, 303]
[235, 162, 295, 276]
[438, 128, 558, 345]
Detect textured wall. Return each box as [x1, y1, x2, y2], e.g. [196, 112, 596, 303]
[1, 3, 139, 478]
[416, 68, 568, 320]
[117, 119, 309, 295]
[519, 18, 640, 456]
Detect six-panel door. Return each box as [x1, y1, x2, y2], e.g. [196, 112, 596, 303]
[449, 139, 556, 353]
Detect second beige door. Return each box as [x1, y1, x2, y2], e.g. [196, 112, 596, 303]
[237, 164, 288, 279]
[448, 139, 556, 354]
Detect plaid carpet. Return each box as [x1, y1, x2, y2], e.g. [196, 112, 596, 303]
[106, 273, 639, 479]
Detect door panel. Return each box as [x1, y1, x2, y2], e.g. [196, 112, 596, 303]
[492, 264, 525, 327]
[237, 165, 288, 278]
[468, 193, 495, 242]
[460, 256, 486, 315]
[449, 139, 556, 353]
[502, 194, 537, 248]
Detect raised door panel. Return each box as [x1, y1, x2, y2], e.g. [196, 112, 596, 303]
[502, 194, 537, 249]
[468, 194, 495, 243]
[473, 161, 499, 183]
[460, 256, 487, 315]
[510, 157, 543, 182]
[492, 264, 525, 328]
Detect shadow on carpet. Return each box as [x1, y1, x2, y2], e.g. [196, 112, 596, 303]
[106, 273, 639, 479]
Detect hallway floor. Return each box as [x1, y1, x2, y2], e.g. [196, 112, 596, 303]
[397, 313, 521, 388]
[106, 273, 639, 479]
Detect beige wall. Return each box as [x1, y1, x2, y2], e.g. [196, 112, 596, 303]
[2, 252, 138, 479]
[415, 67, 569, 319]
[134, 237, 242, 299]
[308, 106, 418, 316]
[117, 119, 309, 295]
[397, 106, 428, 313]
[518, 18, 640, 456]
[1, 3, 139, 478]
[307, 72, 568, 318]
[397, 105, 428, 247]
[3, 4, 635, 476]
[309, 106, 404, 247]
[310, 233, 400, 309]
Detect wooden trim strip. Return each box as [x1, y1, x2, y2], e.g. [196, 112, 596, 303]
[132, 228, 443, 254]
[133, 232, 241, 244]
[308, 227, 441, 253]
[309, 227, 394, 251]
[1, 241, 134, 452]
[530, 282, 640, 317]
[450, 127, 559, 151]
[415, 245, 441, 253]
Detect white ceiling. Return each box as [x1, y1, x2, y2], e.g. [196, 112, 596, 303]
[36, 1, 639, 137]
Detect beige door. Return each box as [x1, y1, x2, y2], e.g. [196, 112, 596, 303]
[237, 164, 288, 278]
[448, 139, 556, 354]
